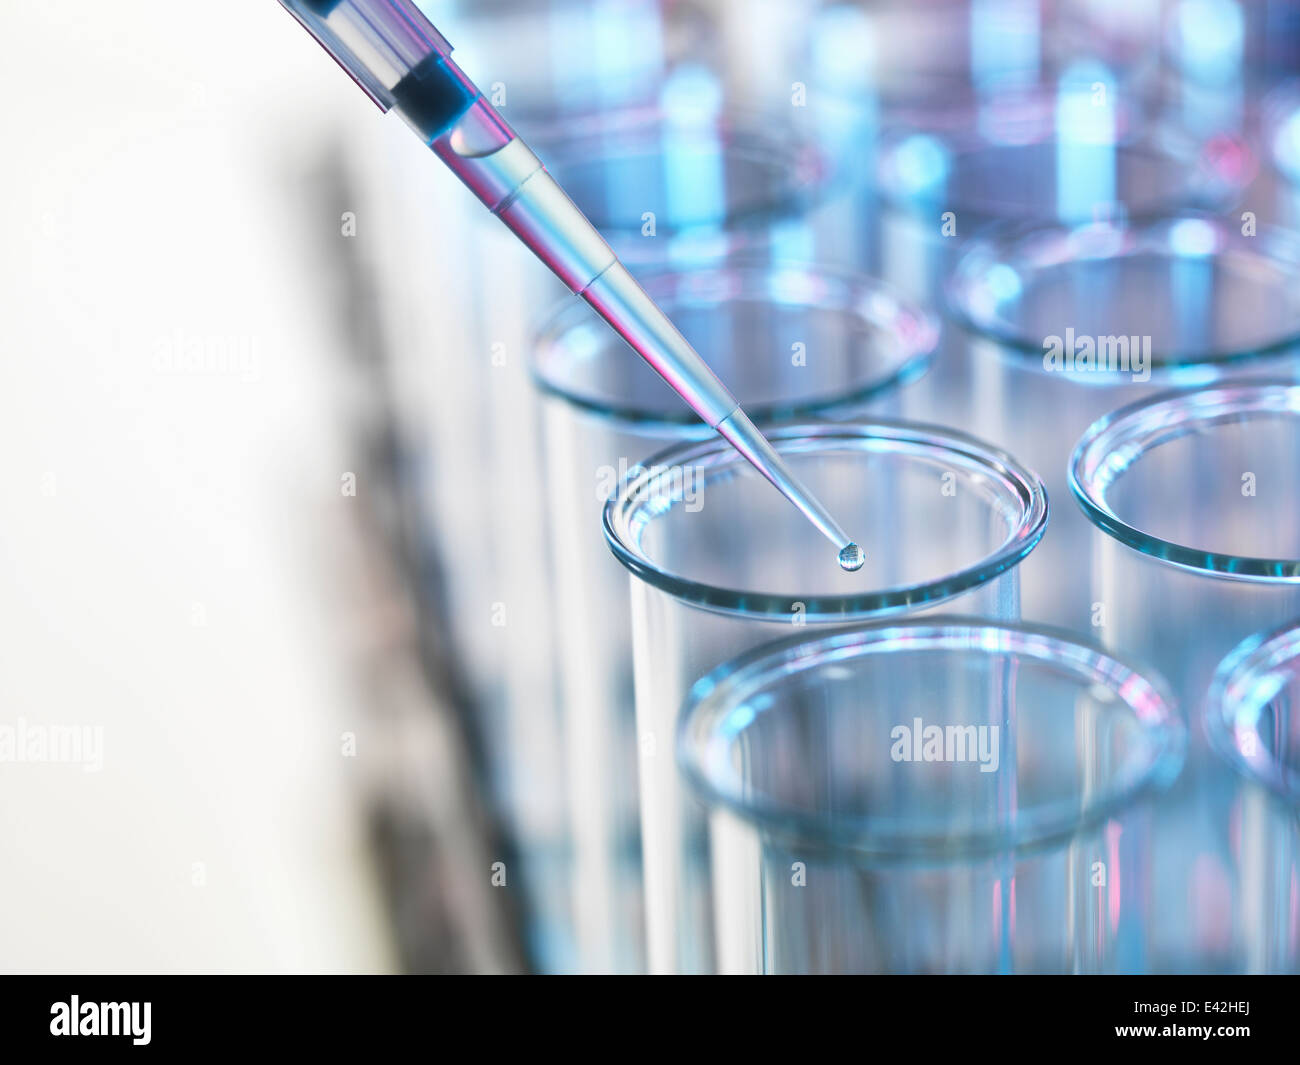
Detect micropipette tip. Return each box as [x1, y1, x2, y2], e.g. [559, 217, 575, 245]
[712, 407, 863, 567]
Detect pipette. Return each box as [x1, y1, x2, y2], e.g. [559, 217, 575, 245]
[278, 0, 865, 571]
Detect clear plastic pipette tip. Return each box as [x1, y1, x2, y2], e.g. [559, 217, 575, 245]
[712, 407, 863, 570]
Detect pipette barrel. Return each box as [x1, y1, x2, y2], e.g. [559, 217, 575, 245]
[278, 0, 858, 555]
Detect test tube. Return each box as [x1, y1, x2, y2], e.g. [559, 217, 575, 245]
[827, 68, 1257, 632]
[1070, 381, 1300, 970]
[872, 87, 1245, 224]
[677, 617, 1185, 974]
[1205, 621, 1300, 973]
[943, 212, 1300, 628]
[805, 0, 1059, 127]
[604, 421, 1048, 972]
[532, 105, 829, 268]
[532, 258, 937, 972]
[440, 0, 685, 134]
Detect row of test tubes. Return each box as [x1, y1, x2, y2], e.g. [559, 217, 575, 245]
[353, 0, 1300, 973]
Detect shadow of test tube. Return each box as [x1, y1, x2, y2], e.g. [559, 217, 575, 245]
[603, 421, 1049, 972]
[676, 617, 1185, 974]
[1071, 380, 1300, 971]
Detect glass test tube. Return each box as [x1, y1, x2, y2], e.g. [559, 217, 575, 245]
[604, 421, 1049, 973]
[1071, 381, 1300, 971]
[508, 99, 834, 971]
[943, 212, 1300, 628]
[817, 63, 1256, 633]
[532, 258, 937, 973]
[874, 111, 1244, 226]
[677, 617, 1186, 974]
[537, 108, 828, 264]
[800, 29, 1198, 296]
[805, 0, 1059, 128]
[1206, 621, 1300, 973]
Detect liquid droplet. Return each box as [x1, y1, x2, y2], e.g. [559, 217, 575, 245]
[838, 543, 865, 572]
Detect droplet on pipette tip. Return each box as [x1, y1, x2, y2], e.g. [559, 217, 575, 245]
[838, 543, 865, 572]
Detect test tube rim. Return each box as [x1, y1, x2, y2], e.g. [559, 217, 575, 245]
[529, 259, 938, 430]
[602, 420, 1049, 622]
[676, 614, 1185, 864]
[1069, 379, 1300, 582]
[523, 104, 828, 246]
[873, 112, 1245, 220]
[808, 13, 1154, 131]
[1205, 620, 1300, 805]
[946, 211, 1300, 373]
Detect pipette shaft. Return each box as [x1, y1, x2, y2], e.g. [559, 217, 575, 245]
[278, 0, 860, 559]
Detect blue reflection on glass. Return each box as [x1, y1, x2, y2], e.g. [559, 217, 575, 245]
[658, 66, 726, 233]
[720, 702, 759, 743]
[546, 0, 664, 111]
[890, 134, 950, 199]
[1169, 217, 1219, 257]
[972, 0, 1041, 93]
[1056, 61, 1117, 222]
[811, 3, 876, 95]
[771, 218, 816, 263]
[1174, 0, 1244, 83]
[1171, 234, 1215, 355]
[1274, 107, 1300, 182]
[661, 64, 723, 125]
[986, 263, 1023, 304]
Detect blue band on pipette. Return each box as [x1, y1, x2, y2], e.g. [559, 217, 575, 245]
[391, 53, 478, 143]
